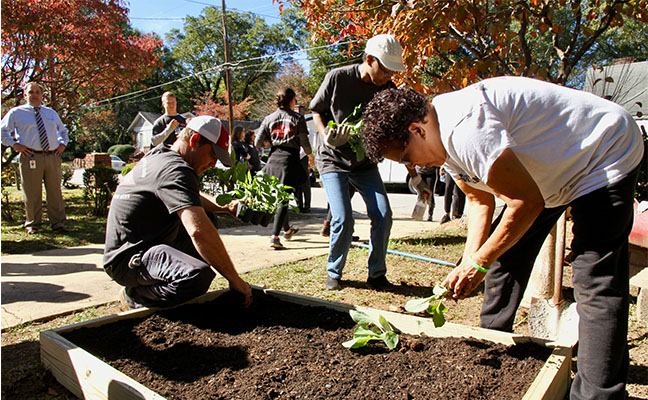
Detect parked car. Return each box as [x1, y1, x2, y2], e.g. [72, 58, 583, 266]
[110, 155, 125, 172]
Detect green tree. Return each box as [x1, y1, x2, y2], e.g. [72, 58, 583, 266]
[166, 7, 299, 109]
[254, 61, 315, 117]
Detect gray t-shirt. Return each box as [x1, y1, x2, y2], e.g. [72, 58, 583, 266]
[103, 146, 202, 269]
[309, 64, 396, 174]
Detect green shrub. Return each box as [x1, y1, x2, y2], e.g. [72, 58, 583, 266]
[83, 166, 118, 217]
[107, 144, 135, 163]
[61, 164, 74, 187]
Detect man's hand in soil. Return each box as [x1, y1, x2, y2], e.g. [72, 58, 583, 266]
[442, 262, 486, 299]
[230, 279, 253, 307]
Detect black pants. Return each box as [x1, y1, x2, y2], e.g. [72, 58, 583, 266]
[444, 177, 466, 217]
[106, 216, 218, 308]
[480, 168, 639, 400]
[294, 156, 311, 211]
[272, 200, 292, 237]
[419, 168, 439, 219]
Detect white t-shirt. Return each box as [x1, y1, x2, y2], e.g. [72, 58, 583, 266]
[433, 76, 644, 207]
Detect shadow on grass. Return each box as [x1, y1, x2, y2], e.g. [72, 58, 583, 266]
[393, 235, 467, 247]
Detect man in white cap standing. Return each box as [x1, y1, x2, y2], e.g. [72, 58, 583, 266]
[309, 34, 407, 290]
[103, 115, 252, 309]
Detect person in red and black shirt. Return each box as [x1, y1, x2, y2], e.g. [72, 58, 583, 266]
[255, 88, 314, 249]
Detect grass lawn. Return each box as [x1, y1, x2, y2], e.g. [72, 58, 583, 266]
[0, 185, 249, 255]
[1, 186, 107, 254]
[2, 186, 646, 399]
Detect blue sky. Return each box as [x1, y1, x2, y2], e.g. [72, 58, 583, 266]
[127, 0, 284, 42]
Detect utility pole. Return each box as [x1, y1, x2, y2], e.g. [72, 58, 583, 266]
[221, 0, 234, 143]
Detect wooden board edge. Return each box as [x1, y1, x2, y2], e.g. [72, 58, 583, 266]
[521, 346, 573, 400]
[41, 286, 571, 400]
[40, 330, 166, 400]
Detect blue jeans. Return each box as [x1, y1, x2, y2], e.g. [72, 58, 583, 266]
[320, 168, 392, 280]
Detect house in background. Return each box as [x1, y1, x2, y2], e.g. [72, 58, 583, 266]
[127, 111, 196, 153]
[584, 59, 648, 134]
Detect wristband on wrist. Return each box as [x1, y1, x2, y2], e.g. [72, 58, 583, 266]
[468, 255, 489, 273]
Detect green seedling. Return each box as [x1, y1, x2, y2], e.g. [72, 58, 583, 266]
[342, 309, 399, 350]
[327, 104, 365, 161]
[404, 284, 449, 328]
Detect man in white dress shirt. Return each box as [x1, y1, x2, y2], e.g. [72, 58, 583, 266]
[1, 82, 68, 234]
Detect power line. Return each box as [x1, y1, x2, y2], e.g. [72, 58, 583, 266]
[87, 40, 357, 108]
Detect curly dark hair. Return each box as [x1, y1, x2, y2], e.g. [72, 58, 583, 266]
[362, 88, 430, 163]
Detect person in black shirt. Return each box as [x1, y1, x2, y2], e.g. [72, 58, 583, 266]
[104, 116, 251, 309]
[151, 91, 187, 147]
[244, 129, 262, 173]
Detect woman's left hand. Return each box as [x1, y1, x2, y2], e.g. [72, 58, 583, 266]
[442, 260, 486, 299]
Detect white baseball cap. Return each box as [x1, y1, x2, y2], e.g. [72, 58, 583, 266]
[186, 116, 232, 167]
[365, 34, 406, 72]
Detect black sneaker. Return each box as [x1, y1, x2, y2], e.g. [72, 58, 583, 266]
[283, 227, 299, 241]
[325, 276, 341, 290]
[270, 237, 285, 249]
[440, 214, 451, 224]
[367, 275, 395, 291]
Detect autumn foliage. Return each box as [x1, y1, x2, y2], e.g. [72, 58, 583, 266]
[193, 92, 256, 121]
[278, 0, 648, 93]
[1, 0, 162, 118]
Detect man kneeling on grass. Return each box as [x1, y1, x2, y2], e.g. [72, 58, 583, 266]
[360, 77, 643, 400]
[103, 116, 252, 309]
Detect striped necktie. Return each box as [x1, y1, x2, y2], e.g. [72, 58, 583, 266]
[34, 107, 49, 151]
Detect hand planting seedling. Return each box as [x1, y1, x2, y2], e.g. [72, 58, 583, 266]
[342, 309, 399, 350]
[404, 284, 449, 328]
[327, 105, 365, 161]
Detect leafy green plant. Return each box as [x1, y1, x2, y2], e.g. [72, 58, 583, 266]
[215, 170, 296, 214]
[404, 284, 449, 328]
[327, 104, 365, 161]
[342, 309, 399, 350]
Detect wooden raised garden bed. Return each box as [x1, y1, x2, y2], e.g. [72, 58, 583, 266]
[40, 288, 572, 400]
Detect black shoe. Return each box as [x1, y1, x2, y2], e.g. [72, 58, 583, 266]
[321, 221, 331, 237]
[283, 226, 299, 240]
[325, 276, 341, 290]
[351, 235, 360, 242]
[440, 214, 451, 224]
[270, 237, 285, 249]
[367, 275, 395, 291]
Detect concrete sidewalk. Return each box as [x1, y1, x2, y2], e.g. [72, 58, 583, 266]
[1, 188, 445, 329]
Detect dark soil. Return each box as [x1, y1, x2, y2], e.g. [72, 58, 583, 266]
[63, 290, 552, 400]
